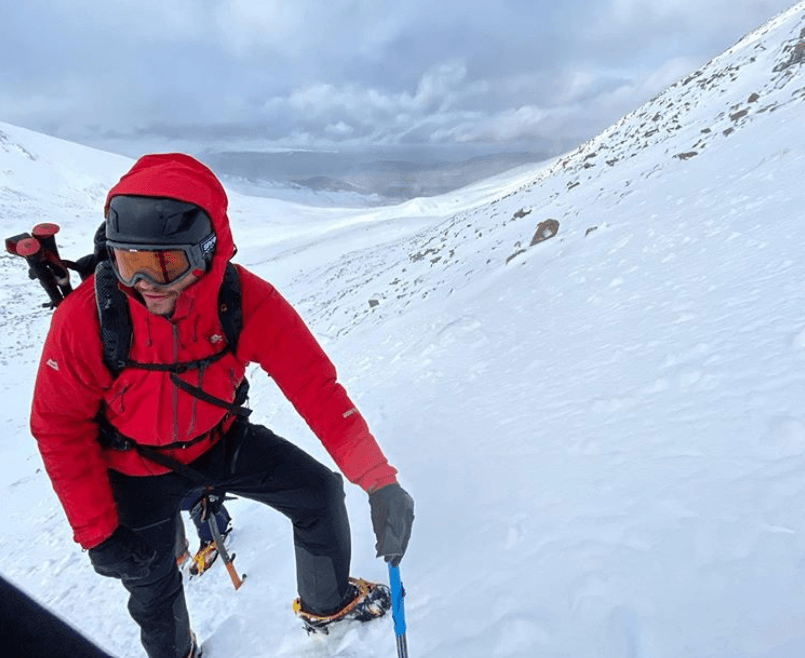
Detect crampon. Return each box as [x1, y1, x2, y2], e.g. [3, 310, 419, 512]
[292, 577, 391, 634]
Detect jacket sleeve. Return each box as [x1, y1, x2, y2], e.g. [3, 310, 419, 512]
[29, 290, 118, 549]
[238, 269, 398, 493]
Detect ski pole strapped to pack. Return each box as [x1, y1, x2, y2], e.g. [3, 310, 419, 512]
[5, 223, 73, 308]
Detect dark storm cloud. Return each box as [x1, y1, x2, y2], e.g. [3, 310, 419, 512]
[0, 0, 797, 155]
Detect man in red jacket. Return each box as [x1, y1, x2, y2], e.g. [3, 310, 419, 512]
[29, 154, 414, 658]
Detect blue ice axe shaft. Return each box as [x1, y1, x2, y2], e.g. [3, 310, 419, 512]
[388, 564, 409, 658]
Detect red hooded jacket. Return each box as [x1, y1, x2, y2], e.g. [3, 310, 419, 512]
[30, 154, 398, 549]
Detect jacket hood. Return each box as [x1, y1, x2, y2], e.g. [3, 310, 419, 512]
[104, 153, 235, 318]
[105, 153, 235, 263]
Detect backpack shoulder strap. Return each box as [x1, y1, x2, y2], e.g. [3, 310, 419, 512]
[218, 262, 242, 352]
[94, 260, 131, 378]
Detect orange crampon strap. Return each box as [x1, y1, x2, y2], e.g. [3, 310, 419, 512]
[292, 578, 372, 622]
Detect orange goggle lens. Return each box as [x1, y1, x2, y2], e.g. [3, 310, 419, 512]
[112, 247, 192, 286]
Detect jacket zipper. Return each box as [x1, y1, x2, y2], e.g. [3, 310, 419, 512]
[190, 317, 200, 434]
[172, 323, 179, 443]
[191, 364, 202, 435]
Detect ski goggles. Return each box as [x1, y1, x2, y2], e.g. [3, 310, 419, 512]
[108, 235, 215, 289]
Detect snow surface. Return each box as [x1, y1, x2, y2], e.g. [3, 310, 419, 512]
[2, 4, 805, 657]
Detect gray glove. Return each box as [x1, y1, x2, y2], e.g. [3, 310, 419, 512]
[369, 484, 414, 567]
[88, 526, 157, 581]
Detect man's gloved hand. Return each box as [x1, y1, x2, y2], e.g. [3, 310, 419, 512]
[88, 526, 158, 581]
[369, 483, 414, 567]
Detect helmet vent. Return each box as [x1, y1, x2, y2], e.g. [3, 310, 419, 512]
[163, 205, 206, 237]
[106, 195, 213, 247]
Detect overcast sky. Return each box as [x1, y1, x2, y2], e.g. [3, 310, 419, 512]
[0, 0, 797, 159]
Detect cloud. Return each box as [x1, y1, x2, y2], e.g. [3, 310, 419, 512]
[209, 0, 416, 65]
[429, 105, 549, 144]
[0, 0, 796, 156]
[252, 60, 482, 142]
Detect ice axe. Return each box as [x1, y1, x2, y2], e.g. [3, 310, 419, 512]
[198, 492, 246, 590]
[388, 564, 408, 658]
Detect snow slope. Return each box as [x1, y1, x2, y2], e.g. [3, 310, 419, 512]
[2, 3, 805, 657]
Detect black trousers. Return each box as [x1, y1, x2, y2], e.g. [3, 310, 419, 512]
[108, 421, 352, 658]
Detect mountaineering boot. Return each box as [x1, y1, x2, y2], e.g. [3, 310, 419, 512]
[189, 541, 219, 576]
[189, 523, 231, 576]
[292, 577, 392, 634]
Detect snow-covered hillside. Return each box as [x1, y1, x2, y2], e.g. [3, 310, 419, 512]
[2, 4, 805, 658]
[288, 2, 805, 337]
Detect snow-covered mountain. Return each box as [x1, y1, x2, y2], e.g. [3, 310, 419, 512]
[2, 3, 805, 657]
[287, 2, 805, 338]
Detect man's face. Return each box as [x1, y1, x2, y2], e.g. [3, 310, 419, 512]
[133, 272, 200, 316]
